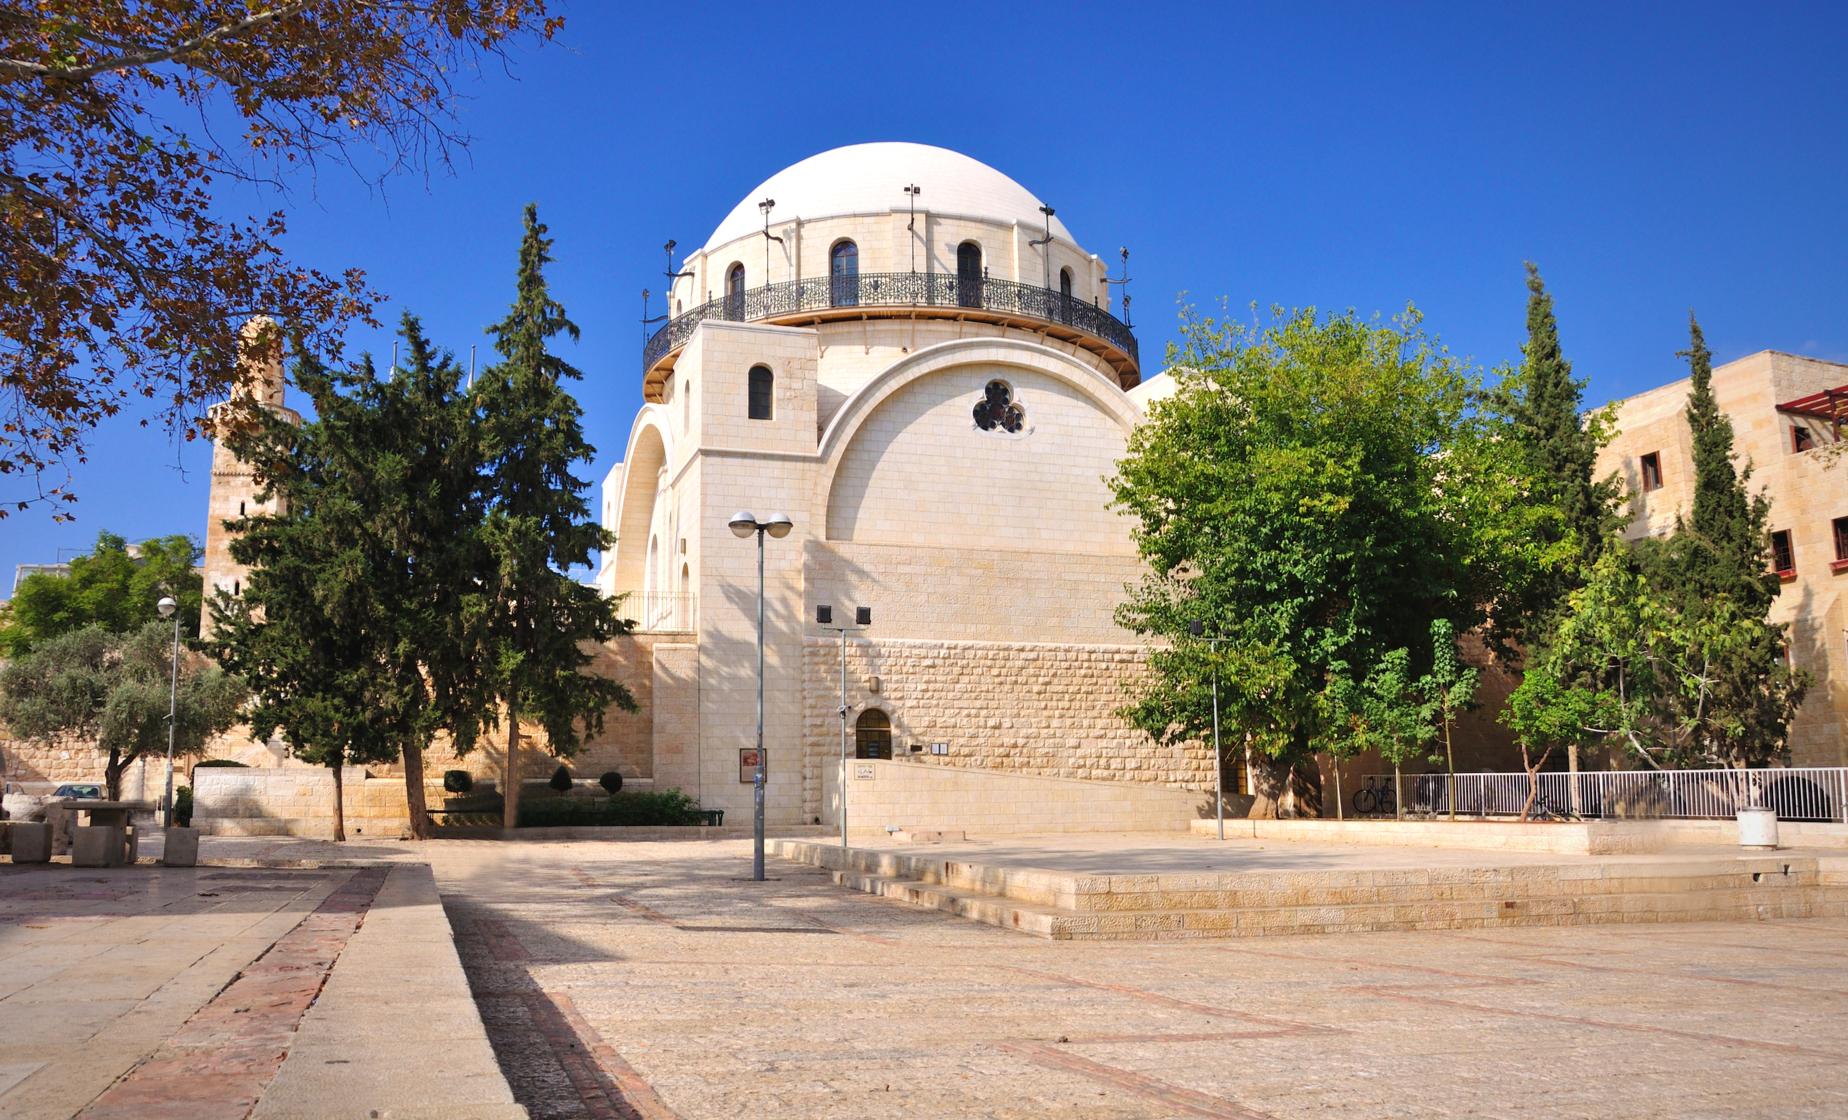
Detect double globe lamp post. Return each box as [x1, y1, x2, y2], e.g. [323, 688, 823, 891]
[728, 511, 792, 881]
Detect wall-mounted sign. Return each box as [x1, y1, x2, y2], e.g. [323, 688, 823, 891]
[739, 748, 762, 784]
[855, 764, 875, 780]
[930, 742, 949, 756]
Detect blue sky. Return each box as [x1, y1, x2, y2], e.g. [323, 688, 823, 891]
[7, 0, 1847, 580]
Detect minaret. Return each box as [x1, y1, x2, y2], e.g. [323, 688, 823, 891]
[200, 317, 300, 634]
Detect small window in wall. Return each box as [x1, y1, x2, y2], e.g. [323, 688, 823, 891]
[232, 579, 240, 596]
[747, 365, 774, 420]
[973, 379, 1025, 433]
[1640, 452, 1663, 492]
[238, 500, 246, 517]
[1771, 530, 1795, 577]
[1834, 515, 1848, 562]
[855, 709, 893, 760]
[1793, 425, 1815, 453]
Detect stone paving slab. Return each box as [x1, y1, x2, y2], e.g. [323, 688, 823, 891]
[0, 850, 520, 1120]
[424, 836, 1848, 1119]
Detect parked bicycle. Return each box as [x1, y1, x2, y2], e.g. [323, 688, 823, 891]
[1530, 791, 1581, 821]
[1352, 776, 1397, 818]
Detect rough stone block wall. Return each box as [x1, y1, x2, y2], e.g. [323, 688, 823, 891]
[800, 637, 1207, 822]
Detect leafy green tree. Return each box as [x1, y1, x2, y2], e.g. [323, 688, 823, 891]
[469, 205, 634, 828]
[1421, 619, 1480, 819]
[1324, 649, 1435, 819]
[1111, 305, 1561, 816]
[0, 532, 202, 654]
[0, 622, 244, 799]
[1504, 541, 1807, 780]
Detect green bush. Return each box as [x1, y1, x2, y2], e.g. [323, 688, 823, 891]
[548, 764, 573, 793]
[517, 789, 703, 828]
[193, 759, 248, 768]
[174, 786, 193, 828]
[443, 769, 473, 794]
[598, 770, 623, 795]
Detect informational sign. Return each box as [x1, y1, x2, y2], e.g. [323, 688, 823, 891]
[930, 742, 949, 756]
[738, 748, 762, 784]
[855, 764, 875, 780]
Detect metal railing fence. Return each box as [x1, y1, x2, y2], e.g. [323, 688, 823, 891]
[620, 592, 696, 633]
[642, 271, 1139, 372]
[1349, 767, 1848, 822]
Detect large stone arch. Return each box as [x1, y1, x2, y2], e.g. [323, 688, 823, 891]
[610, 407, 673, 595]
[814, 337, 1141, 546]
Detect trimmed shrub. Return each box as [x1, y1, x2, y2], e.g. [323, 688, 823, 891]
[443, 769, 473, 794]
[517, 789, 703, 828]
[548, 764, 573, 793]
[194, 759, 248, 768]
[174, 786, 194, 828]
[599, 770, 623, 795]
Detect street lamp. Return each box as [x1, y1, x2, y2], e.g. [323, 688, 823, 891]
[156, 595, 181, 828]
[816, 604, 872, 849]
[729, 511, 793, 881]
[1189, 619, 1225, 840]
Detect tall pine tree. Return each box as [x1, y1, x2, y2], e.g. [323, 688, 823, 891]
[1672, 313, 1778, 615]
[1653, 312, 1804, 765]
[1494, 262, 1619, 641]
[472, 204, 634, 828]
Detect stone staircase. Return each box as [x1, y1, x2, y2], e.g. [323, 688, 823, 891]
[771, 839, 1848, 941]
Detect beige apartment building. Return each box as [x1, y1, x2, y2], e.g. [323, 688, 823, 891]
[1595, 350, 1847, 765]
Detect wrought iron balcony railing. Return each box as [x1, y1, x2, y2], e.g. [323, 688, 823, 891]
[642, 271, 1138, 374]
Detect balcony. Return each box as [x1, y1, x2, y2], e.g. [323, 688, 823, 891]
[642, 272, 1140, 393]
[620, 591, 696, 633]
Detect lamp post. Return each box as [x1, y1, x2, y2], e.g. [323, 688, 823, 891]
[156, 595, 181, 828]
[1189, 619, 1225, 840]
[729, 511, 793, 881]
[816, 604, 872, 848]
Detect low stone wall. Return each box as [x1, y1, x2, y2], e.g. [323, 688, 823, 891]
[823, 758, 1204, 836]
[192, 767, 442, 839]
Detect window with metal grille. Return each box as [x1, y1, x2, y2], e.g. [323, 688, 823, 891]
[1640, 452, 1663, 492]
[747, 365, 773, 420]
[1771, 530, 1795, 576]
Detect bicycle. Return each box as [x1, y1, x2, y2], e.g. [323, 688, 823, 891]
[1352, 776, 1397, 818]
[1530, 791, 1581, 822]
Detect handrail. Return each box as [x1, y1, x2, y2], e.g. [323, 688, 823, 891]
[642, 271, 1138, 373]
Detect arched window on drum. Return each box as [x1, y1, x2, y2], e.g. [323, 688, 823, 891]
[830, 240, 859, 307]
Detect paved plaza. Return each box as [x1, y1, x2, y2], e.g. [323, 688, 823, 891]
[5, 834, 1848, 1118]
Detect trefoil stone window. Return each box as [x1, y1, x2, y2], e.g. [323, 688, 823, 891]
[973, 379, 1024, 433]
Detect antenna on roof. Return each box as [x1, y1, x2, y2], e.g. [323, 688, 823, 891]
[1101, 246, 1132, 328]
[904, 184, 922, 273]
[758, 199, 783, 284]
[1029, 205, 1056, 290]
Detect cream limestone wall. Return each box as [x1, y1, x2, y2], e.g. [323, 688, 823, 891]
[823, 365, 1135, 553]
[801, 638, 1207, 824]
[191, 767, 436, 840]
[821, 759, 1203, 837]
[1596, 351, 1847, 765]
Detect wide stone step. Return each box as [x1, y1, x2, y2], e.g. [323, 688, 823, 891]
[777, 839, 1848, 941]
[827, 870, 1069, 938]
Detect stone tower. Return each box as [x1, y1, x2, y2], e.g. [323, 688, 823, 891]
[200, 316, 300, 634]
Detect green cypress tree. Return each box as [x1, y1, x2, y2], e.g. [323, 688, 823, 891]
[210, 352, 412, 839]
[1493, 263, 1620, 642]
[471, 204, 635, 829]
[1674, 312, 1778, 615]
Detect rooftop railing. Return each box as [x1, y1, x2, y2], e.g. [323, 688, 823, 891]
[642, 271, 1139, 374]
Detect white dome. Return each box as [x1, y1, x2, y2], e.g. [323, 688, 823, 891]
[702, 142, 1075, 252]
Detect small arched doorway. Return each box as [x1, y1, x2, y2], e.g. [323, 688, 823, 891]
[854, 709, 893, 760]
